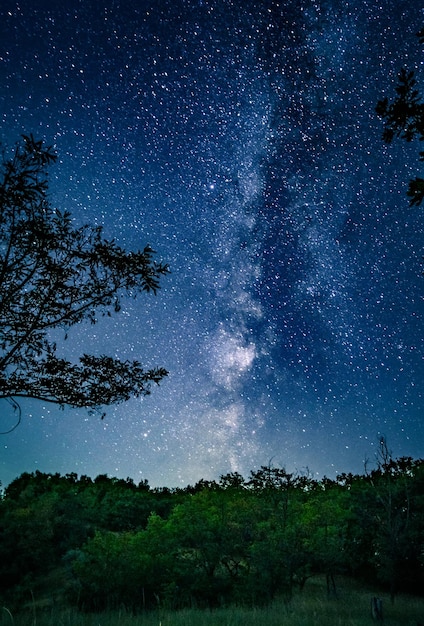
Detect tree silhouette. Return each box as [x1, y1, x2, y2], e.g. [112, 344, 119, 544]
[0, 135, 169, 425]
[376, 28, 424, 206]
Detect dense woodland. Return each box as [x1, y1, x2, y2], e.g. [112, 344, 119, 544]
[0, 445, 423, 613]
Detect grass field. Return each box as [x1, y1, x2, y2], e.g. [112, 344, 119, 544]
[1, 576, 423, 626]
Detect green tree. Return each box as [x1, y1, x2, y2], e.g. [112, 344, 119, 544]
[165, 490, 234, 607]
[376, 28, 424, 206]
[0, 135, 169, 423]
[71, 530, 135, 611]
[360, 440, 423, 601]
[90, 478, 157, 532]
[245, 465, 316, 603]
[299, 479, 351, 597]
[71, 513, 177, 611]
[0, 487, 58, 596]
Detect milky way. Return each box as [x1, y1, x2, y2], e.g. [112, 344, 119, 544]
[0, 0, 423, 487]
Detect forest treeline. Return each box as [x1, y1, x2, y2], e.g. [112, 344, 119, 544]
[1, 451, 424, 612]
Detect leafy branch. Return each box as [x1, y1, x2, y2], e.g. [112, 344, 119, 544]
[376, 30, 424, 207]
[0, 135, 169, 418]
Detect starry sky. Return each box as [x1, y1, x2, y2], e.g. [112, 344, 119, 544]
[0, 0, 423, 488]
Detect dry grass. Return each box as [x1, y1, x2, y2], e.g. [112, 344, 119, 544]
[1, 576, 423, 626]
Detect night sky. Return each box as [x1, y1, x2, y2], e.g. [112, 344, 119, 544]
[0, 0, 423, 488]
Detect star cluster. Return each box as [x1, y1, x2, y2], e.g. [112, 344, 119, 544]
[0, 0, 423, 487]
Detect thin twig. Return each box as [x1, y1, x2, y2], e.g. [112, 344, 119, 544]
[0, 396, 22, 434]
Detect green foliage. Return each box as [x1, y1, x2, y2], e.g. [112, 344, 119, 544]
[358, 442, 424, 599]
[71, 531, 144, 611]
[0, 135, 168, 417]
[0, 460, 424, 613]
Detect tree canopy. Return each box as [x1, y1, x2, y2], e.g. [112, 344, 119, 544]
[1, 457, 423, 611]
[0, 135, 169, 423]
[376, 28, 424, 206]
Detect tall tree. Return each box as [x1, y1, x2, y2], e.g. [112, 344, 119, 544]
[376, 28, 424, 206]
[0, 135, 169, 425]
